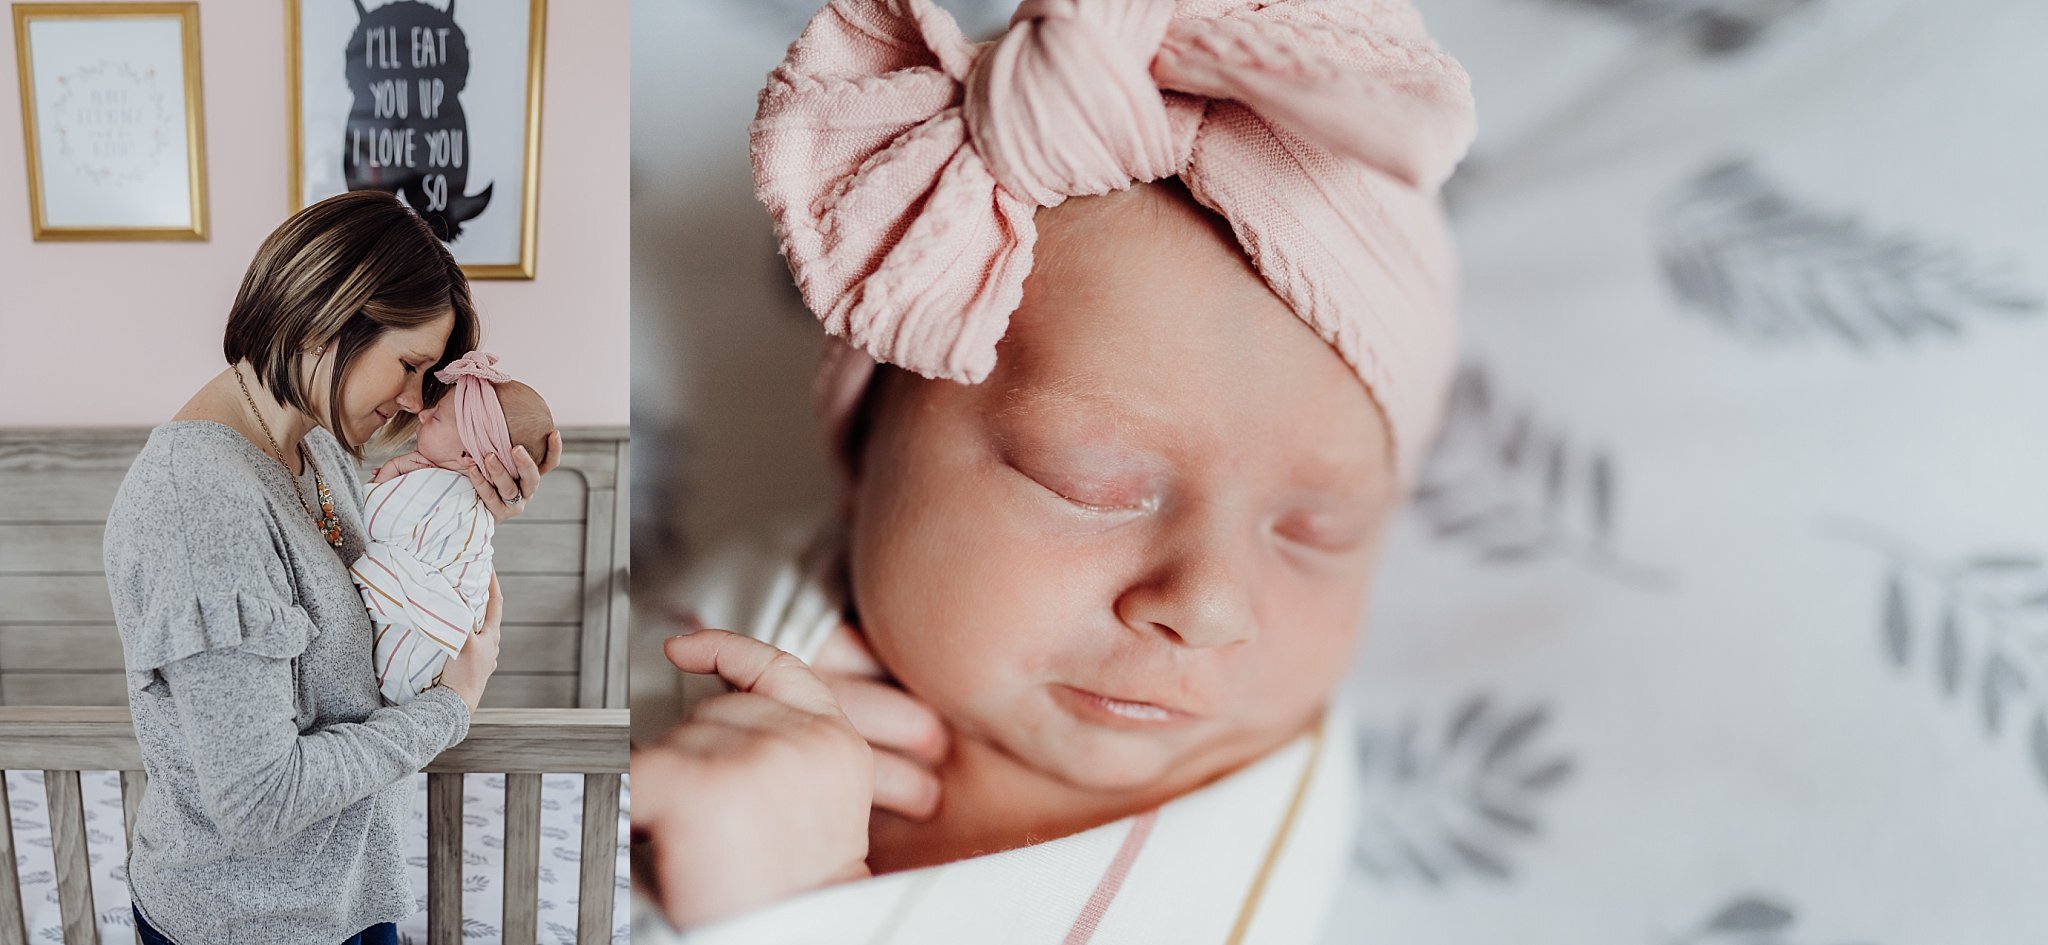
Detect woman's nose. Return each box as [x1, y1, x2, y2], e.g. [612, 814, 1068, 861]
[1113, 524, 1257, 650]
[397, 374, 425, 413]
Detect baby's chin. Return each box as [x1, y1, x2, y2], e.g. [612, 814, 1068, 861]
[977, 703, 1213, 796]
[974, 694, 1323, 799]
[992, 733, 1181, 796]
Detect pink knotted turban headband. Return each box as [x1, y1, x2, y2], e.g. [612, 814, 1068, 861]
[434, 350, 515, 469]
[752, 0, 1475, 481]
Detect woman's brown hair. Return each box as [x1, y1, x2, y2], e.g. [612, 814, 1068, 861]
[223, 189, 479, 458]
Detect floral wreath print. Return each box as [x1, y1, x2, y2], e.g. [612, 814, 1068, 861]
[49, 61, 175, 187]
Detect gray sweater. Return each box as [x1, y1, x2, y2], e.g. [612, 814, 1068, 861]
[105, 421, 470, 944]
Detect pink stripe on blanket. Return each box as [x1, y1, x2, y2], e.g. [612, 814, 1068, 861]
[1061, 810, 1158, 945]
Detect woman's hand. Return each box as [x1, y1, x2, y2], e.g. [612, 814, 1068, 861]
[467, 429, 564, 523]
[630, 629, 873, 929]
[438, 574, 504, 714]
[811, 622, 950, 822]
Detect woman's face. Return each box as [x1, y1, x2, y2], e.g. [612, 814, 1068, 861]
[315, 309, 456, 448]
[847, 184, 1401, 797]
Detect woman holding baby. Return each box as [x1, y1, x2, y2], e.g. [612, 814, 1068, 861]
[103, 189, 561, 945]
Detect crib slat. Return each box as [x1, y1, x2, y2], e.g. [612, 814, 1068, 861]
[119, 770, 146, 846]
[427, 773, 464, 945]
[577, 773, 621, 945]
[0, 775, 27, 945]
[44, 771, 99, 945]
[120, 770, 148, 945]
[502, 773, 542, 945]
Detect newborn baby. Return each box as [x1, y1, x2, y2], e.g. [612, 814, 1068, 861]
[632, 0, 1474, 940]
[351, 351, 555, 704]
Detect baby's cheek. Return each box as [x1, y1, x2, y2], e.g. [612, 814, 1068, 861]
[1247, 585, 1365, 712]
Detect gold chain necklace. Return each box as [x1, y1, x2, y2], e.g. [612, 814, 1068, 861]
[234, 365, 344, 548]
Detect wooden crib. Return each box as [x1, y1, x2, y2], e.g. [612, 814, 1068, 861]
[0, 707, 627, 945]
[0, 427, 630, 708]
[0, 427, 632, 944]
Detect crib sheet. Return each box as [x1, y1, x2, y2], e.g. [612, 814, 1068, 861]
[1303, 1, 2048, 942]
[5, 770, 629, 944]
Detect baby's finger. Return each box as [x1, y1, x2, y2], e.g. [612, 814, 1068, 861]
[870, 750, 941, 822]
[665, 630, 839, 716]
[827, 676, 949, 766]
[809, 623, 884, 677]
[685, 690, 816, 735]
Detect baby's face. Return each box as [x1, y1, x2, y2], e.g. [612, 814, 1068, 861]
[847, 183, 1399, 796]
[413, 402, 467, 466]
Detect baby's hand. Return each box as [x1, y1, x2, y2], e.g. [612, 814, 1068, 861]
[369, 451, 439, 484]
[630, 629, 873, 929]
[811, 622, 950, 822]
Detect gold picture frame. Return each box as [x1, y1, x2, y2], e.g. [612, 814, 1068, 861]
[285, 0, 546, 279]
[12, 2, 209, 241]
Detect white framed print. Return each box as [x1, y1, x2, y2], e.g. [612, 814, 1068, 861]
[288, 0, 547, 279]
[12, 3, 209, 241]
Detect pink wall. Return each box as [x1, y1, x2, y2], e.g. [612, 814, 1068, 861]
[0, 0, 628, 427]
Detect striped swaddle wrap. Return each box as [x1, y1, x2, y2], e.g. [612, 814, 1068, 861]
[349, 466, 495, 704]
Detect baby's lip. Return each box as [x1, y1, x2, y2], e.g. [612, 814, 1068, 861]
[1052, 684, 1203, 727]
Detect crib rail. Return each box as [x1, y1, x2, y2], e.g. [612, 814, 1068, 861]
[0, 707, 628, 945]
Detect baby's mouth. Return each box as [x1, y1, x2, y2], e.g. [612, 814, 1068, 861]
[1052, 684, 1198, 728]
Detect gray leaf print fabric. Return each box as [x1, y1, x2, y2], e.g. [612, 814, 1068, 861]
[1323, 0, 2048, 941]
[1539, 0, 1819, 54]
[1658, 161, 2040, 348]
[1417, 363, 1664, 584]
[1351, 693, 1576, 885]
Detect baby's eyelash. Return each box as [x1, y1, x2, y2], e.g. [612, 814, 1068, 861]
[1042, 480, 1158, 515]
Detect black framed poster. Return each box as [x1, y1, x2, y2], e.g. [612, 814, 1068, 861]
[288, 0, 545, 278]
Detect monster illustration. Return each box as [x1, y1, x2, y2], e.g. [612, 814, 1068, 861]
[342, 0, 492, 242]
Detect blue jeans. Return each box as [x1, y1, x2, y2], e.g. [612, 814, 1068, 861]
[133, 904, 398, 945]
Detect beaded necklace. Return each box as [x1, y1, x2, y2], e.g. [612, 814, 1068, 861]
[235, 366, 344, 548]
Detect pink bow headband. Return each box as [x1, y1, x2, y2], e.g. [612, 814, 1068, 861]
[434, 350, 515, 468]
[752, 0, 1475, 480]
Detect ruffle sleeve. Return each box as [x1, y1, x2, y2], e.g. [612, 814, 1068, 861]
[120, 590, 319, 680]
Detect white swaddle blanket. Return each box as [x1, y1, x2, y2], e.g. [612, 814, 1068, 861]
[633, 526, 1361, 945]
[349, 466, 495, 704]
